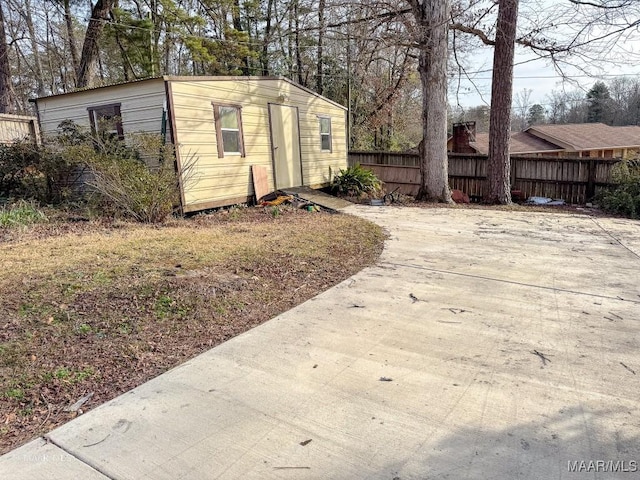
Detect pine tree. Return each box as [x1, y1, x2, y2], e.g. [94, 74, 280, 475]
[586, 81, 612, 124]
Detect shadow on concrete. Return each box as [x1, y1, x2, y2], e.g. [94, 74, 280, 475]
[384, 405, 639, 480]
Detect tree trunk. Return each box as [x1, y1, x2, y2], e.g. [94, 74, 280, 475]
[76, 0, 116, 88]
[232, 0, 249, 75]
[486, 0, 519, 204]
[21, 0, 46, 97]
[316, 0, 326, 94]
[63, 0, 80, 75]
[294, 0, 303, 85]
[261, 0, 273, 75]
[413, 0, 451, 202]
[0, 1, 14, 113]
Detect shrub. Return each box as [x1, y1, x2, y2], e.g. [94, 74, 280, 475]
[85, 133, 182, 223]
[0, 121, 188, 223]
[0, 134, 88, 204]
[0, 142, 44, 201]
[331, 164, 382, 197]
[599, 160, 640, 218]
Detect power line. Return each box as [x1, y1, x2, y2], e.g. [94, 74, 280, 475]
[461, 73, 640, 80]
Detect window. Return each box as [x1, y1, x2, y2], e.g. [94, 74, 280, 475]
[213, 104, 245, 158]
[88, 104, 124, 140]
[319, 116, 332, 152]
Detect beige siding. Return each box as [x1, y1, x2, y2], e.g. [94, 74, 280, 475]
[169, 78, 347, 211]
[35, 76, 347, 212]
[36, 79, 167, 139]
[0, 113, 39, 144]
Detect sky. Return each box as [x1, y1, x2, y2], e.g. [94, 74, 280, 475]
[449, 51, 640, 109]
[447, 0, 640, 110]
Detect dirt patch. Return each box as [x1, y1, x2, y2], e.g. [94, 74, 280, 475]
[0, 206, 385, 454]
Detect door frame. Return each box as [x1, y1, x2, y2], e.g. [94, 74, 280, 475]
[267, 102, 304, 190]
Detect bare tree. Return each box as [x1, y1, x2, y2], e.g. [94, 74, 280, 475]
[21, 0, 46, 97]
[61, 0, 80, 73]
[0, 0, 14, 113]
[512, 88, 532, 131]
[316, 0, 326, 94]
[486, 0, 519, 205]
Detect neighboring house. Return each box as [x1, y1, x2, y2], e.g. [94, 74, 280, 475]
[0, 113, 40, 144]
[449, 121, 640, 159]
[33, 76, 347, 213]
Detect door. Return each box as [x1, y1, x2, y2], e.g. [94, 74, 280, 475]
[269, 104, 302, 189]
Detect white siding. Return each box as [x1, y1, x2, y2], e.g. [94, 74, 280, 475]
[36, 79, 167, 139]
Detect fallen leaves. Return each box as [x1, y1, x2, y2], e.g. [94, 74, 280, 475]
[0, 207, 385, 454]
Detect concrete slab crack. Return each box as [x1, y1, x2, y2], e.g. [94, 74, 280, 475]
[381, 262, 640, 304]
[45, 436, 118, 480]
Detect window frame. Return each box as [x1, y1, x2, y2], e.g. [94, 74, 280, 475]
[212, 103, 245, 158]
[318, 115, 332, 152]
[87, 103, 124, 140]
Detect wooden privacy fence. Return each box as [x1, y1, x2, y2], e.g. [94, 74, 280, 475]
[348, 151, 620, 204]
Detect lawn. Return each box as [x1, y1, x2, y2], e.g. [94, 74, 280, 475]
[0, 206, 385, 454]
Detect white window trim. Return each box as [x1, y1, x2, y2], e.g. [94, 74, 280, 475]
[318, 115, 332, 152]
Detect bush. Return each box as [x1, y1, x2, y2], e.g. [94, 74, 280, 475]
[331, 164, 382, 197]
[0, 135, 88, 204]
[0, 121, 187, 223]
[85, 133, 182, 223]
[0, 142, 44, 201]
[599, 160, 640, 218]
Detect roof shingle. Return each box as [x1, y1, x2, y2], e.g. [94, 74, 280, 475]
[526, 123, 640, 151]
[469, 131, 564, 155]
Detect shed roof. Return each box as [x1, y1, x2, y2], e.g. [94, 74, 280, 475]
[33, 76, 347, 111]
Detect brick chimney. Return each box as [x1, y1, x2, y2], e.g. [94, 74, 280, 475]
[451, 122, 477, 153]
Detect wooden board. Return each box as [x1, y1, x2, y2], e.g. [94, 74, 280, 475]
[251, 165, 270, 202]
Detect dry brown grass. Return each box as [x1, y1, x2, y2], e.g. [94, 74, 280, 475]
[0, 206, 385, 454]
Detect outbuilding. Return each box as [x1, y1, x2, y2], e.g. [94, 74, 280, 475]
[33, 76, 348, 212]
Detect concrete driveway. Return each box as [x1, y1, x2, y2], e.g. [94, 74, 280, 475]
[2, 206, 639, 479]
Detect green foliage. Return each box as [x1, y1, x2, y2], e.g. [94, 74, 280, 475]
[0, 142, 41, 200]
[0, 126, 90, 204]
[5, 388, 24, 401]
[0, 200, 47, 228]
[75, 323, 92, 335]
[587, 81, 613, 124]
[331, 164, 383, 197]
[108, 7, 157, 78]
[154, 294, 188, 319]
[599, 160, 640, 218]
[51, 366, 95, 383]
[53, 367, 71, 380]
[527, 104, 546, 126]
[0, 121, 186, 223]
[185, 27, 256, 75]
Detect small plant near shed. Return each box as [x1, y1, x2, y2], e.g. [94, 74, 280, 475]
[331, 164, 382, 198]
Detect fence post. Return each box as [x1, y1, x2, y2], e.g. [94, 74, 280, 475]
[586, 160, 596, 200]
